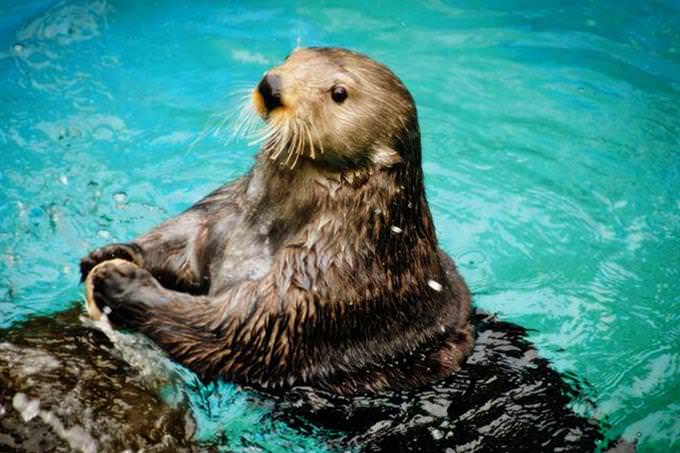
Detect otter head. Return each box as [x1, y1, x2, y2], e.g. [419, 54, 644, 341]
[252, 47, 420, 170]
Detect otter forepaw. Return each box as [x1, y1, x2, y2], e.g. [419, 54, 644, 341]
[86, 259, 160, 326]
[80, 243, 144, 282]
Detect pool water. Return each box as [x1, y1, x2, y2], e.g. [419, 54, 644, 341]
[1, 0, 679, 451]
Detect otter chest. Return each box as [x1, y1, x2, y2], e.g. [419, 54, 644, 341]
[206, 217, 273, 296]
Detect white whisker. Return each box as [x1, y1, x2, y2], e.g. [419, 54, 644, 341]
[303, 121, 315, 160]
[247, 124, 277, 146]
[270, 123, 289, 161]
[310, 120, 325, 156]
[286, 120, 302, 167]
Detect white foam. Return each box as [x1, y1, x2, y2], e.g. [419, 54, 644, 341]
[13, 392, 97, 453]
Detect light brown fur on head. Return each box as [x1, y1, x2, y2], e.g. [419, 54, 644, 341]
[251, 48, 412, 170]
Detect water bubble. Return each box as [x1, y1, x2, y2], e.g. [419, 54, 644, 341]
[12, 43, 24, 53]
[113, 191, 128, 203]
[459, 251, 486, 269]
[93, 127, 113, 141]
[29, 206, 44, 226]
[101, 55, 119, 66]
[97, 230, 111, 240]
[59, 175, 69, 185]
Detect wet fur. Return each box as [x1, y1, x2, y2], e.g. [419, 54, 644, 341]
[81, 48, 473, 394]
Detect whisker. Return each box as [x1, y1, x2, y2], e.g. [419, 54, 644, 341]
[303, 121, 315, 160]
[247, 123, 277, 146]
[291, 119, 306, 169]
[270, 123, 289, 161]
[284, 134, 295, 166]
[189, 85, 255, 146]
[243, 107, 267, 141]
[286, 120, 302, 167]
[229, 95, 257, 139]
[310, 120, 325, 156]
[196, 82, 330, 171]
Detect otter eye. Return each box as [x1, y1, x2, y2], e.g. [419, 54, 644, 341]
[331, 85, 348, 103]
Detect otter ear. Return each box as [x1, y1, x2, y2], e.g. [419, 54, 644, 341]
[371, 143, 402, 167]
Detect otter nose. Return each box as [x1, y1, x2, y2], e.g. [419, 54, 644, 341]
[258, 73, 283, 111]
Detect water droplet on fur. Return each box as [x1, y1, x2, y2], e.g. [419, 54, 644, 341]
[390, 225, 402, 234]
[103, 306, 112, 315]
[428, 279, 443, 291]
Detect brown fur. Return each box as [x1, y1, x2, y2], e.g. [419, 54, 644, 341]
[81, 47, 473, 394]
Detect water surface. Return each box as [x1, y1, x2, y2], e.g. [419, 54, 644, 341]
[1, 1, 679, 451]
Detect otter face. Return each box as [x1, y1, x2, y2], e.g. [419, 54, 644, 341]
[251, 47, 418, 170]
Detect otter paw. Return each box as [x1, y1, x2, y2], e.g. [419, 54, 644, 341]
[85, 259, 157, 326]
[80, 243, 144, 282]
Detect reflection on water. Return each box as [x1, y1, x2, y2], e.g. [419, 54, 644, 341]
[276, 312, 610, 452]
[1, 0, 679, 451]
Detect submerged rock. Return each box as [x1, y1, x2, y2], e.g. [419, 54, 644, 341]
[0, 306, 200, 452]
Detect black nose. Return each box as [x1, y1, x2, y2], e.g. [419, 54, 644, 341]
[257, 73, 283, 111]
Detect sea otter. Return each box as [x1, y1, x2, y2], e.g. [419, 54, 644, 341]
[80, 47, 474, 394]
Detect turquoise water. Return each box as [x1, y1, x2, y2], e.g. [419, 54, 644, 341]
[1, 0, 679, 451]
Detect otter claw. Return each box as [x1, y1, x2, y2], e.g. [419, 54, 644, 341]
[80, 243, 143, 282]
